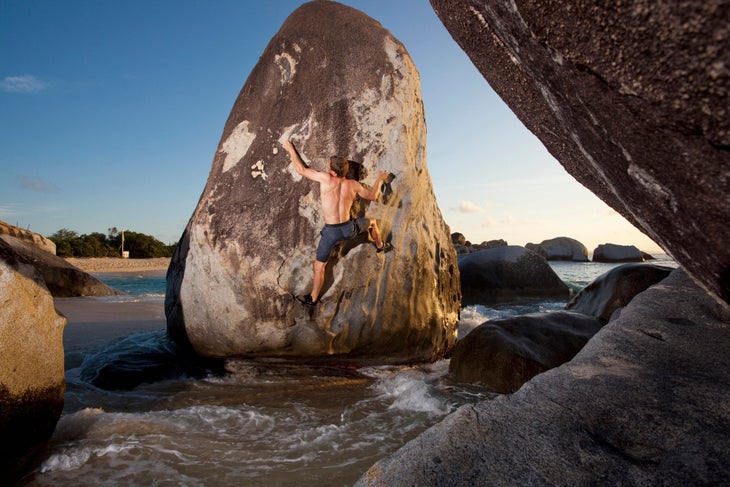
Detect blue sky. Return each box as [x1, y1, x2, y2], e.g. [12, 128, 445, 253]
[0, 0, 662, 253]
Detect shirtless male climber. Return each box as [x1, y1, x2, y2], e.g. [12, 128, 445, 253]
[283, 140, 392, 306]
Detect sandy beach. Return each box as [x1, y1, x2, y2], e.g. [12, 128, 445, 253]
[56, 258, 170, 357]
[65, 257, 171, 274]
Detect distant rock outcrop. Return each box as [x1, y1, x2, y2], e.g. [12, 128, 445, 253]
[450, 310, 604, 393]
[567, 263, 673, 321]
[0, 220, 56, 255]
[358, 269, 730, 486]
[428, 0, 730, 306]
[166, 1, 460, 363]
[592, 243, 644, 262]
[452, 232, 508, 255]
[0, 235, 120, 298]
[0, 245, 66, 483]
[458, 246, 569, 304]
[526, 236, 589, 261]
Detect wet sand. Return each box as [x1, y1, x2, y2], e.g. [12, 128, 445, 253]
[56, 259, 169, 356]
[56, 297, 165, 355]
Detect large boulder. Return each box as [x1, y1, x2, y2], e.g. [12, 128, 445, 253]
[165, 1, 460, 363]
[450, 310, 604, 393]
[458, 246, 570, 304]
[0, 245, 66, 483]
[358, 269, 730, 485]
[592, 243, 644, 262]
[0, 234, 120, 298]
[429, 0, 730, 306]
[526, 236, 589, 261]
[567, 263, 673, 321]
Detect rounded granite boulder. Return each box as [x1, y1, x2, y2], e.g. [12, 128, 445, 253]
[458, 245, 570, 304]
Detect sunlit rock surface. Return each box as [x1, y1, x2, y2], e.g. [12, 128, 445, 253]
[429, 0, 730, 306]
[166, 1, 460, 362]
[0, 241, 66, 483]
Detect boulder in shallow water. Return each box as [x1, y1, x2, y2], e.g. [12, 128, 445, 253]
[450, 310, 604, 393]
[428, 0, 730, 306]
[0, 248, 66, 483]
[566, 263, 673, 321]
[358, 269, 730, 485]
[592, 243, 644, 262]
[526, 236, 589, 262]
[166, 1, 460, 363]
[0, 234, 120, 297]
[458, 246, 570, 304]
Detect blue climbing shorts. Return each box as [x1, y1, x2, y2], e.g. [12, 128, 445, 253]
[316, 217, 371, 262]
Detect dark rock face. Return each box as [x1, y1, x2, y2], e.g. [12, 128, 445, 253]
[0, 251, 66, 483]
[0, 235, 120, 297]
[429, 0, 730, 306]
[526, 236, 589, 261]
[567, 263, 673, 321]
[458, 246, 570, 304]
[358, 269, 730, 485]
[166, 1, 460, 362]
[592, 243, 644, 262]
[450, 311, 604, 393]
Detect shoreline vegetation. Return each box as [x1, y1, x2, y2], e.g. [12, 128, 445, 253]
[65, 257, 171, 274]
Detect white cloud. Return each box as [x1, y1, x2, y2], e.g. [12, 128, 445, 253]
[18, 176, 60, 192]
[0, 204, 17, 218]
[480, 217, 496, 227]
[0, 74, 48, 93]
[457, 200, 484, 213]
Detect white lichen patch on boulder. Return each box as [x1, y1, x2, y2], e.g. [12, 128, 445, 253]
[251, 160, 268, 180]
[220, 120, 256, 173]
[275, 52, 297, 84]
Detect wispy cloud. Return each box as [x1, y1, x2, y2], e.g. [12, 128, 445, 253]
[457, 200, 484, 214]
[0, 204, 17, 219]
[0, 74, 48, 93]
[18, 176, 61, 192]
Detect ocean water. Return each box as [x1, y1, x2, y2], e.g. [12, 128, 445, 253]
[20, 256, 676, 486]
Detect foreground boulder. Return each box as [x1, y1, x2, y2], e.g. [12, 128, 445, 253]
[458, 246, 569, 304]
[429, 0, 730, 306]
[166, 1, 460, 362]
[358, 269, 730, 485]
[0, 249, 66, 483]
[526, 236, 588, 261]
[567, 263, 673, 321]
[0, 235, 120, 297]
[450, 311, 604, 393]
[592, 243, 644, 262]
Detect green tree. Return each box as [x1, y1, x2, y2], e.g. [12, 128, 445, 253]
[48, 228, 173, 258]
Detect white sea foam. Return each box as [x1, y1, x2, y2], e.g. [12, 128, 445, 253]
[363, 364, 453, 416]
